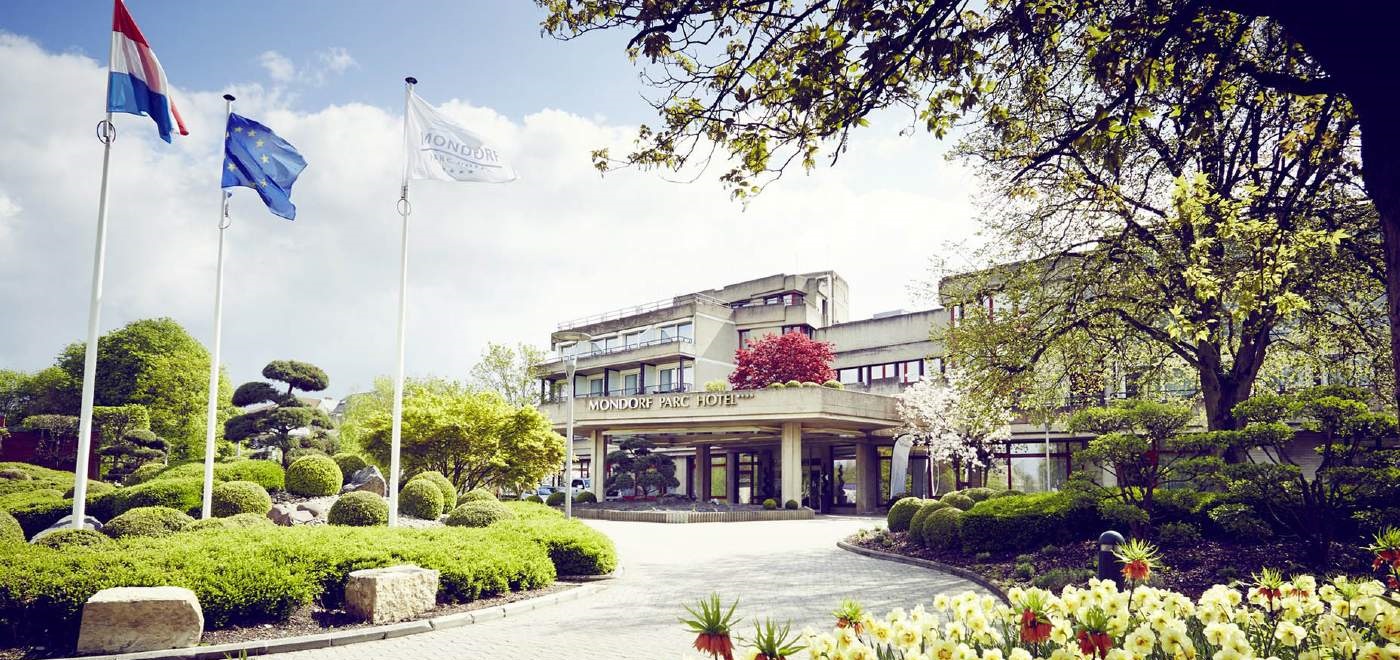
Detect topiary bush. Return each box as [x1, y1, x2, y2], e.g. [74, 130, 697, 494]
[104, 506, 194, 539]
[525, 494, 544, 504]
[408, 471, 458, 509]
[908, 500, 950, 546]
[217, 460, 285, 492]
[497, 518, 618, 576]
[186, 512, 277, 533]
[1207, 503, 1273, 542]
[1156, 521, 1203, 547]
[573, 491, 597, 504]
[461, 488, 497, 503]
[784, 499, 799, 510]
[960, 491, 1100, 553]
[89, 477, 203, 521]
[328, 491, 388, 527]
[940, 491, 976, 511]
[0, 510, 23, 544]
[445, 501, 515, 527]
[921, 506, 964, 551]
[211, 481, 273, 518]
[332, 453, 369, 479]
[399, 480, 445, 520]
[64, 481, 115, 499]
[762, 498, 778, 510]
[125, 462, 166, 485]
[35, 529, 110, 550]
[2, 490, 71, 538]
[822, 380, 843, 389]
[545, 491, 566, 506]
[767, 382, 786, 389]
[886, 497, 923, 532]
[286, 455, 342, 497]
[990, 489, 1024, 499]
[800, 381, 820, 388]
[962, 487, 997, 502]
[784, 380, 801, 388]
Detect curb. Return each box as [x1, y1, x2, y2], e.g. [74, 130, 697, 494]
[572, 508, 815, 523]
[837, 540, 1010, 603]
[66, 581, 609, 660]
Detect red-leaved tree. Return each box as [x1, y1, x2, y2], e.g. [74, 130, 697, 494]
[729, 332, 835, 390]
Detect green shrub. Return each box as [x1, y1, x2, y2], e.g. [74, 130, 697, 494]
[1156, 521, 1203, 546]
[991, 489, 1024, 499]
[908, 501, 950, 546]
[408, 471, 458, 509]
[784, 499, 799, 510]
[104, 506, 194, 539]
[962, 487, 997, 503]
[1013, 561, 1036, 579]
[498, 518, 618, 575]
[1097, 497, 1149, 530]
[784, 380, 801, 387]
[767, 382, 786, 389]
[399, 480, 445, 520]
[0, 524, 560, 649]
[332, 453, 369, 479]
[573, 491, 597, 504]
[35, 528, 110, 550]
[546, 491, 566, 506]
[1208, 503, 1273, 542]
[0, 462, 81, 497]
[0, 467, 28, 481]
[922, 507, 964, 551]
[762, 498, 778, 510]
[461, 488, 497, 503]
[961, 492, 1100, 553]
[328, 491, 388, 527]
[822, 380, 843, 389]
[1031, 568, 1093, 593]
[185, 517, 230, 532]
[285, 448, 328, 462]
[186, 512, 276, 533]
[126, 462, 166, 485]
[445, 501, 515, 528]
[501, 500, 564, 520]
[286, 455, 342, 497]
[704, 380, 728, 392]
[217, 460, 285, 492]
[0, 510, 23, 544]
[63, 481, 115, 499]
[89, 477, 203, 521]
[940, 492, 976, 511]
[800, 381, 820, 388]
[886, 497, 923, 532]
[525, 494, 544, 504]
[212, 481, 273, 518]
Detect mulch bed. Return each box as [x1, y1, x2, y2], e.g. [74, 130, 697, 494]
[0, 583, 575, 660]
[574, 498, 774, 513]
[850, 531, 1376, 598]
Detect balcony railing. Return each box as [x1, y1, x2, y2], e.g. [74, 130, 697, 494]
[544, 382, 693, 403]
[541, 336, 693, 366]
[555, 293, 725, 330]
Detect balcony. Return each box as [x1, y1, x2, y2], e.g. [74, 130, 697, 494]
[556, 293, 725, 331]
[536, 336, 695, 376]
[544, 382, 692, 404]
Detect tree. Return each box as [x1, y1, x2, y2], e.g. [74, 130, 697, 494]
[19, 414, 78, 469]
[56, 318, 233, 461]
[355, 377, 565, 493]
[469, 342, 547, 408]
[0, 367, 79, 426]
[536, 0, 1400, 411]
[98, 429, 168, 484]
[1067, 399, 1228, 534]
[224, 359, 333, 466]
[729, 332, 835, 389]
[896, 369, 1012, 489]
[605, 437, 680, 498]
[92, 404, 151, 475]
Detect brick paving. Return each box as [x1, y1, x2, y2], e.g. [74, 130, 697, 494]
[278, 516, 987, 660]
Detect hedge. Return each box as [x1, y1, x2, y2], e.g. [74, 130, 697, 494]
[0, 524, 563, 649]
[91, 477, 203, 521]
[187, 513, 275, 533]
[328, 492, 388, 527]
[961, 487, 997, 503]
[940, 492, 976, 511]
[34, 529, 110, 550]
[573, 491, 597, 504]
[545, 491, 566, 506]
[446, 501, 515, 528]
[497, 518, 617, 576]
[886, 497, 923, 533]
[461, 488, 498, 504]
[959, 491, 1101, 553]
[908, 500, 950, 546]
[501, 501, 563, 520]
[399, 480, 445, 520]
[1, 490, 71, 538]
[0, 462, 88, 497]
[104, 506, 194, 539]
[0, 511, 22, 544]
[332, 453, 369, 479]
[64, 481, 115, 499]
[125, 462, 167, 485]
[408, 471, 458, 510]
[286, 455, 342, 497]
[922, 507, 964, 551]
[211, 481, 273, 518]
[153, 460, 285, 492]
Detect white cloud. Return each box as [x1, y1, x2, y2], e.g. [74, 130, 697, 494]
[316, 47, 356, 76]
[257, 50, 296, 83]
[259, 47, 357, 87]
[0, 32, 983, 395]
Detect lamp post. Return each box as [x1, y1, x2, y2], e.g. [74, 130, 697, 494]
[551, 330, 593, 519]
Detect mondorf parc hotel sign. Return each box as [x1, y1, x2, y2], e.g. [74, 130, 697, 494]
[586, 391, 757, 412]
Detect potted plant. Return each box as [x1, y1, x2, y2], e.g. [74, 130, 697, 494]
[681, 593, 739, 660]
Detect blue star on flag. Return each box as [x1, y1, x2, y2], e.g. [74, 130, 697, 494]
[222, 113, 307, 220]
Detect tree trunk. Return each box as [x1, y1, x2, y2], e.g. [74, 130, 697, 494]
[1360, 111, 1400, 413]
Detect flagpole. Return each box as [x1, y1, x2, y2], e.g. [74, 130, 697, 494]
[70, 112, 118, 529]
[199, 94, 236, 519]
[387, 76, 417, 527]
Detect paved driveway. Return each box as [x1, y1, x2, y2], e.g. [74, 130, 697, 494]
[280, 516, 986, 660]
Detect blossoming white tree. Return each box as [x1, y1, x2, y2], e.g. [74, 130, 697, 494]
[896, 369, 1013, 489]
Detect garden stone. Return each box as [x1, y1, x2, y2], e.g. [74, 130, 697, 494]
[341, 466, 387, 496]
[290, 509, 317, 524]
[297, 498, 334, 518]
[30, 515, 102, 542]
[344, 564, 439, 624]
[75, 586, 203, 654]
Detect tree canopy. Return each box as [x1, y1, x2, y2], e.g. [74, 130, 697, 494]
[224, 359, 333, 466]
[468, 341, 547, 408]
[729, 331, 835, 389]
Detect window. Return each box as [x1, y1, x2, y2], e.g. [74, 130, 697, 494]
[930, 357, 944, 375]
[869, 364, 896, 381]
[560, 342, 580, 357]
[603, 336, 620, 351]
[783, 293, 804, 306]
[764, 295, 782, 305]
[677, 322, 693, 340]
[624, 331, 643, 348]
[659, 368, 675, 390]
[590, 339, 606, 354]
[624, 373, 639, 394]
[738, 329, 752, 346]
[782, 325, 812, 337]
[838, 368, 862, 385]
[901, 360, 924, 383]
[730, 300, 749, 309]
[660, 322, 694, 341]
[589, 378, 604, 396]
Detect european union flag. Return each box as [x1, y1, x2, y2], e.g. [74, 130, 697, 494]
[222, 113, 307, 220]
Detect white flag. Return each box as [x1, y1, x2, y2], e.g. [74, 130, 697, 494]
[405, 92, 517, 183]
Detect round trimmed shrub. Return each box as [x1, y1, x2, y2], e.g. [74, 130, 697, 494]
[91, 477, 202, 520]
[408, 471, 458, 509]
[225, 512, 276, 529]
[990, 489, 1024, 499]
[525, 494, 544, 504]
[64, 481, 115, 499]
[104, 506, 194, 539]
[908, 500, 950, 546]
[399, 480, 445, 520]
[762, 498, 778, 510]
[461, 488, 497, 503]
[962, 487, 997, 503]
[886, 497, 923, 532]
[445, 501, 514, 527]
[211, 480, 273, 518]
[285, 448, 328, 463]
[218, 460, 285, 492]
[573, 491, 597, 504]
[332, 453, 369, 479]
[0, 467, 30, 481]
[822, 380, 844, 389]
[125, 462, 166, 485]
[328, 491, 388, 527]
[767, 382, 786, 389]
[0, 511, 23, 544]
[941, 491, 976, 511]
[545, 491, 566, 506]
[784, 499, 799, 510]
[800, 381, 820, 388]
[286, 455, 342, 497]
[784, 380, 801, 387]
[921, 506, 964, 551]
[185, 517, 230, 532]
[35, 528, 111, 550]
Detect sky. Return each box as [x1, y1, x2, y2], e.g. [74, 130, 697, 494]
[0, 1, 984, 398]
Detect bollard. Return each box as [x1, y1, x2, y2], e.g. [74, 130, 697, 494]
[1097, 530, 1125, 588]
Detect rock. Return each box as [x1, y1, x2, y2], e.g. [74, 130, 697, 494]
[296, 498, 333, 518]
[289, 510, 316, 524]
[344, 564, 439, 624]
[341, 466, 387, 496]
[31, 515, 103, 542]
[268, 503, 297, 526]
[75, 586, 203, 654]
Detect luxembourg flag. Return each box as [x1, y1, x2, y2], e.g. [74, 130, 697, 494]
[107, 0, 188, 142]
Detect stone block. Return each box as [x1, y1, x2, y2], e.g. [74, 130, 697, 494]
[76, 586, 203, 655]
[31, 514, 102, 542]
[344, 564, 439, 624]
[341, 466, 386, 496]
